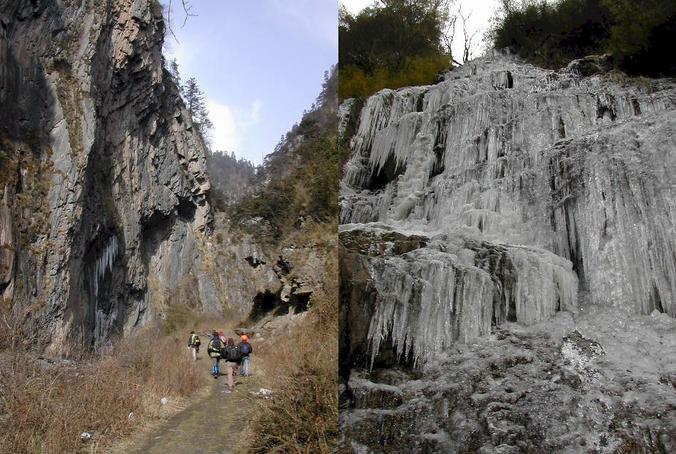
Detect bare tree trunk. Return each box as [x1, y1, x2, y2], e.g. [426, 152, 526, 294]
[460, 9, 478, 63]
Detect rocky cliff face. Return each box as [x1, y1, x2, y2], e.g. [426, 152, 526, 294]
[192, 212, 329, 330]
[340, 51, 676, 452]
[0, 0, 211, 354]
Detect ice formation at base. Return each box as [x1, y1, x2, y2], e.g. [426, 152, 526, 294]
[93, 235, 118, 300]
[367, 248, 494, 367]
[358, 229, 579, 366]
[341, 50, 676, 366]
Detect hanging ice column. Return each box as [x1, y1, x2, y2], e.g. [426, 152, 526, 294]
[367, 248, 494, 368]
[91, 235, 119, 348]
[93, 235, 119, 299]
[364, 238, 578, 368]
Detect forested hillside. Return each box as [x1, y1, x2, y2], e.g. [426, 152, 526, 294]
[339, 0, 453, 99]
[230, 67, 344, 241]
[491, 0, 676, 76]
[207, 151, 256, 209]
[227, 66, 340, 452]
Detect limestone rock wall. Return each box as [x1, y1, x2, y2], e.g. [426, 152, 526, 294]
[0, 0, 212, 353]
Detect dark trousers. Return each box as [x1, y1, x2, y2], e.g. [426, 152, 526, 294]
[211, 356, 220, 376]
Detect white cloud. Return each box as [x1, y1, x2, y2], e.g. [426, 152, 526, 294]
[341, 0, 376, 14]
[206, 98, 264, 156]
[162, 32, 193, 70]
[240, 99, 262, 127]
[206, 100, 241, 152]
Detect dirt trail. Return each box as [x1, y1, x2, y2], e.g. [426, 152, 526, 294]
[114, 359, 261, 454]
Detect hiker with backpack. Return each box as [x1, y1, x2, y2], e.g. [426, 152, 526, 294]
[207, 330, 223, 379]
[222, 337, 243, 393]
[188, 330, 200, 361]
[238, 334, 253, 376]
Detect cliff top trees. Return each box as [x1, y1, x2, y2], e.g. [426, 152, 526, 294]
[167, 58, 213, 147]
[490, 0, 676, 77]
[340, 0, 449, 72]
[339, 0, 453, 99]
[182, 77, 213, 136]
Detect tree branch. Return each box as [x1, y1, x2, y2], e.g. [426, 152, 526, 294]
[165, 0, 198, 44]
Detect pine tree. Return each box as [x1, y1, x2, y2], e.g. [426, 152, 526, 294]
[183, 78, 204, 123]
[182, 77, 213, 136]
[167, 59, 213, 149]
[169, 58, 181, 86]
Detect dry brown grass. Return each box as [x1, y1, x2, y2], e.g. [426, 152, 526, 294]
[0, 307, 22, 351]
[247, 249, 338, 453]
[0, 326, 210, 453]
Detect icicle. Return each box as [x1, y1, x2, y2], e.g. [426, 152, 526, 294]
[342, 52, 676, 373]
[506, 245, 577, 325]
[390, 133, 435, 221]
[93, 235, 119, 299]
[366, 249, 493, 368]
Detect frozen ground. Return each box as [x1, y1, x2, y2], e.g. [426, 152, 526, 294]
[341, 304, 676, 453]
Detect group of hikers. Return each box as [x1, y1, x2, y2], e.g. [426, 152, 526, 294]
[187, 330, 253, 393]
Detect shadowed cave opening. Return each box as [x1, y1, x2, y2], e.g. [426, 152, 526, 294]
[368, 154, 406, 191]
[249, 291, 281, 322]
[290, 292, 310, 313]
[176, 197, 196, 221]
[248, 290, 312, 323]
[244, 256, 265, 268]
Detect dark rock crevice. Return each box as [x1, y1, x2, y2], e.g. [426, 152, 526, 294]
[244, 256, 265, 268]
[249, 290, 282, 322]
[248, 287, 311, 323]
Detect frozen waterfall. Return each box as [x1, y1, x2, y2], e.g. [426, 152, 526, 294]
[367, 248, 493, 367]
[93, 235, 118, 299]
[341, 51, 676, 367]
[363, 234, 578, 367]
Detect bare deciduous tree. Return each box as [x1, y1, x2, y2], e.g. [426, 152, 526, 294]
[164, 0, 197, 43]
[459, 9, 478, 63]
[441, 2, 479, 65]
[441, 11, 459, 64]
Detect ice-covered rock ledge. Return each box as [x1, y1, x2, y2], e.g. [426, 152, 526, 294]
[341, 224, 577, 368]
[340, 50, 676, 371]
[340, 306, 676, 453]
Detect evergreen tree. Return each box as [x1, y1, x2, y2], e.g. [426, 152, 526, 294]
[182, 77, 213, 137]
[166, 58, 214, 148]
[169, 58, 182, 92]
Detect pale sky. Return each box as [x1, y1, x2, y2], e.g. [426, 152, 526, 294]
[162, 1, 338, 165]
[340, 0, 500, 62]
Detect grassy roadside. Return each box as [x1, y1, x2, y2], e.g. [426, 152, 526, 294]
[0, 313, 240, 453]
[244, 239, 338, 453]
